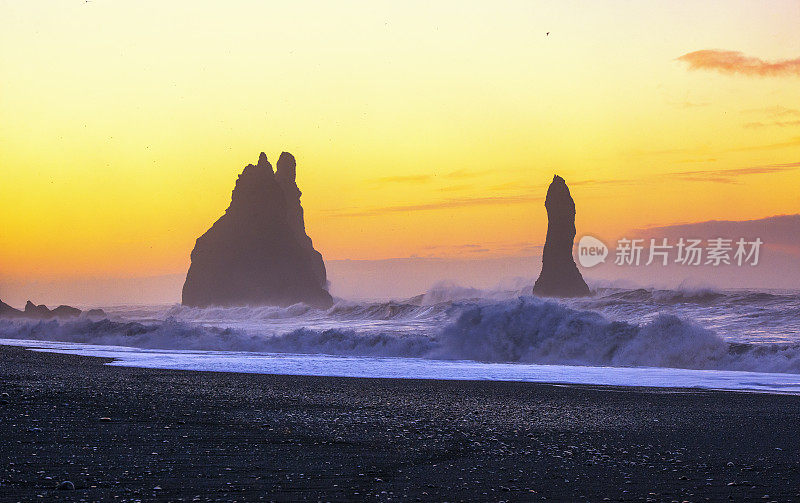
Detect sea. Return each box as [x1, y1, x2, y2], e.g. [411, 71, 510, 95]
[3, 283, 800, 394]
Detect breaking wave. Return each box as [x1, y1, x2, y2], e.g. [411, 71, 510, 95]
[3, 293, 800, 374]
[0, 318, 267, 352]
[249, 328, 433, 358]
[435, 298, 800, 373]
[138, 299, 449, 324]
[0, 317, 435, 355]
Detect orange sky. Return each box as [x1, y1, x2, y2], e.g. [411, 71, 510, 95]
[1, 1, 799, 282]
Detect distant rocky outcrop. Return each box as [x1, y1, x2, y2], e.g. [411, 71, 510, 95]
[533, 175, 590, 297]
[0, 299, 102, 319]
[182, 152, 333, 308]
[0, 300, 20, 318]
[24, 301, 52, 318]
[49, 305, 83, 317]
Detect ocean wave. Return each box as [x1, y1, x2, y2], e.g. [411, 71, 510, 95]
[4, 295, 800, 374]
[162, 303, 320, 322]
[436, 298, 800, 373]
[143, 299, 449, 324]
[0, 318, 270, 352]
[416, 279, 535, 305]
[100, 284, 800, 328]
[250, 328, 433, 357]
[326, 300, 448, 321]
[582, 286, 799, 308]
[0, 317, 436, 356]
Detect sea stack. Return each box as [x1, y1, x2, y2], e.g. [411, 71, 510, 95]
[181, 152, 333, 308]
[532, 175, 590, 297]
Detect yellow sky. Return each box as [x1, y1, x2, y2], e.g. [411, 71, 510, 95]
[1, 0, 799, 281]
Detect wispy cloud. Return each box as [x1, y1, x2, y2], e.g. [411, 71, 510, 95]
[727, 137, 800, 152]
[419, 241, 543, 258]
[445, 169, 493, 179]
[487, 181, 541, 192]
[369, 169, 493, 186]
[667, 100, 710, 109]
[677, 50, 800, 77]
[370, 174, 433, 184]
[631, 145, 702, 157]
[330, 195, 541, 217]
[744, 120, 800, 129]
[570, 178, 638, 187]
[565, 162, 800, 187]
[742, 106, 800, 118]
[668, 162, 800, 183]
[332, 161, 798, 217]
[675, 158, 718, 164]
[488, 176, 642, 192]
[422, 243, 486, 250]
[438, 184, 474, 192]
[635, 136, 800, 157]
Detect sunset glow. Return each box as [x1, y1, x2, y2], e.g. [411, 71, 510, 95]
[2, 0, 799, 283]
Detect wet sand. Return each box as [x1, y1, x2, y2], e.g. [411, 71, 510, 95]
[1, 344, 799, 502]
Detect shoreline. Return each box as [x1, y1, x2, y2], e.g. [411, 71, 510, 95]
[4, 338, 800, 396]
[3, 345, 800, 501]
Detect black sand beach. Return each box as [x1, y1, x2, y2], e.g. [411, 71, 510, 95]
[1, 345, 799, 502]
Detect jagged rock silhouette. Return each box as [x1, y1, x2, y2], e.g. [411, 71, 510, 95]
[182, 152, 333, 308]
[275, 152, 328, 288]
[0, 299, 91, 318]
[0, 300, 21, 318]
[533, 175, 590, 297]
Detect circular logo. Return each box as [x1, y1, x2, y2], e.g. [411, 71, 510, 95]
[577, 235, 608, 268]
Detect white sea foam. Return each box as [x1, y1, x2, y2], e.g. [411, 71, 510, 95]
[3, 339, 800, 394]
[3, 287, 800, 392]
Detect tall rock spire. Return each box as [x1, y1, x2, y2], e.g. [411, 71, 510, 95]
[532, 175, 590, 297]
[276, 151, 328, 288]
[182, 151, 333, 308]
